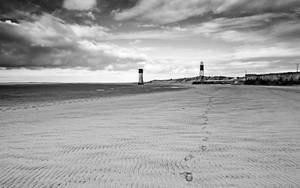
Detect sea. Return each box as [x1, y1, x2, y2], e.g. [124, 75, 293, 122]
[0, 83, 186, 111]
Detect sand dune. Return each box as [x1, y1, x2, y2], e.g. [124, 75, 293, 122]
[0, 85, 299, 188]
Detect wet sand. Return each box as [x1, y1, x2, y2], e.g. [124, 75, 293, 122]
[0, 85, 299, 187]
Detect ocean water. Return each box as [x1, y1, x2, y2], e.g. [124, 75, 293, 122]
[0, 83, 186, 110]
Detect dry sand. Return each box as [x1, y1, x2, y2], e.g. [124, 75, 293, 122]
[0, 85, 299, 188]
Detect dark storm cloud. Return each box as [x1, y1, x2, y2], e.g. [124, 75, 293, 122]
[0, 0, 140, 30]
[0, 41, 144, 70]
[0, 0, 147, 70]
[0, 13, 146, 70]
[0, 21, 26, 44]
[0, 0, 65, 26]
[55, 0, 139, 26]
[0, 35, 145, 70]
[0, 0, 138, 13]
[0, 0, 138, 22]
[0, 0, 64, 22]
[0, 0, 63, 14]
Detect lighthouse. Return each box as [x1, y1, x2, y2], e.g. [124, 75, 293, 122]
[138, 69, 144, 85]
[200, 62, 204, 80]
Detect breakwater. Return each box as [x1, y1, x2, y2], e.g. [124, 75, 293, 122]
[245, 72, 300, 85]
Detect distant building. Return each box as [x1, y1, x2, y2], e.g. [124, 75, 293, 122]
[138, 69, 144, 85]
[245, 72, 300, 85]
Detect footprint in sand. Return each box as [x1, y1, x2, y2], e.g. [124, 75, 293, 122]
[184, 154, 195, 161]
[180, 172, 193, 182]
[201, 145, 207, 151]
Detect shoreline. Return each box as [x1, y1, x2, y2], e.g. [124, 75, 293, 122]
[2, 83, 299, 113]
[0, 83, 189, 112]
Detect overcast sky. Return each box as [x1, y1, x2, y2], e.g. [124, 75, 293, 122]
[1, 0, 300, 82]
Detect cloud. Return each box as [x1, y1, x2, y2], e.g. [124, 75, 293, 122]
[230, 44, 300, 60]
[0, 18, 19, 25]
[0, 13, 148, 71]
[111, 12, 300, 45]
[1, 0, 300, 81]
[114, 0, 300, 24]
[70, 24, 109, 39]
[63, 0, 97, 10]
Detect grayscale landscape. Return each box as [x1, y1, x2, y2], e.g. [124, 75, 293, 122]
[1, 0, 300, 187]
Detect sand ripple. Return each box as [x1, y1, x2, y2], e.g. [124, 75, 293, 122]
[0, 86, 300, 187]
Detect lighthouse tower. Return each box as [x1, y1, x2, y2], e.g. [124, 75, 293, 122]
[200, 62, 204, 80]
[138, 69, 144, 85]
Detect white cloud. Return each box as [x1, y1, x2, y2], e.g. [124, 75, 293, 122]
[114, 0, 300, 24]
[70, 24, 109, 39]
[78, 40, 148, 60]
[111, 12, 300, 45]
[63, 0, 97, 10]
[2, 20, 19, 26]
[21, 14, 74, 46]
[230, 45, 300, 60]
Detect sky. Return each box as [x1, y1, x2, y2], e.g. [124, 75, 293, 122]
[0, 0, 300, 82]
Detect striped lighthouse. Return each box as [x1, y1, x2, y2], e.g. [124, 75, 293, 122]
[138, 69, 144, 85]
[200, 62, 204, 80]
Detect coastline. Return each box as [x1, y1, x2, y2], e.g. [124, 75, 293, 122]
[0, 83, 188, 112]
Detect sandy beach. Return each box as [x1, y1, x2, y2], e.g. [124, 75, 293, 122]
[0, 85, 299, 188]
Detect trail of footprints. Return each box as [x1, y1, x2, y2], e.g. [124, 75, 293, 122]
[181, 95, 213, 183]
[178, 93, 300, 187]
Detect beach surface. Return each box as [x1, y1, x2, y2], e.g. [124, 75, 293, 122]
[0, 85, 300, 188]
